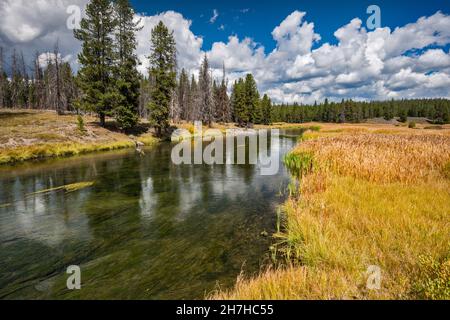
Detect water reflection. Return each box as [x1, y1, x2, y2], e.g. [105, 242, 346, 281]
[0, 130, 301, 299]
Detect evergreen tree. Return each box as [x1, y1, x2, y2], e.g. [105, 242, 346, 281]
[188, 74, 198, 121]
[113, 0, 141, 131]
[147, 21, 177, 136]
[215, 63, 230, 123]
[198, 54, 213, 126]
[244, 74, 261, 124]
[74, 0, 117, 127]
[177, 68, 189, 121]
[261, 94, 272, 125]
[231, 78, 247, 126]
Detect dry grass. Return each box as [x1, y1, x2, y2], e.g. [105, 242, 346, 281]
[0, 109, 158, 164]
[296, 133, 450, 183]
[210, 266, 359, 300]
[211, 124, 450, 300]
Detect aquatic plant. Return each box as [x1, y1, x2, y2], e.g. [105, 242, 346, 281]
[26, 181, 95, 196]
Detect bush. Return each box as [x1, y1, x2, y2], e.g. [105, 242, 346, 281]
[308, 126, 321, 132]
[77, 115, 86, 134]
[408, 121, 416, 129]
[413, 255, 450, 300]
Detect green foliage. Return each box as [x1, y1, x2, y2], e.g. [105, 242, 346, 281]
[74, 0, 117, 127]
[270, 98, 450, 125]
[261, 94, 273, 125]
[113, 0, 141, 131]
[231, 73, 272, 126]
[214, 64, 230, 123]
[231, 78, 248, 126]
[412, 255, 450, 300]
[198, 55, 213, 126]
[283, 152, 315, 179]
[398, 109, 408, 122]
[147, 21, 177, 136]
[245, 74, 261, 124]
[307, 125, 321, 132]
[77, 115, 86, 134]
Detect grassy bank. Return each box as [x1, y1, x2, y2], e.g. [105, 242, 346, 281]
[211, 124, 450, 300]
[0, 109, 158, 165]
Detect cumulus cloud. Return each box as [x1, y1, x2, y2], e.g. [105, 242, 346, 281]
[204, 10, 450, 103]
[1, 2, 449, 103]
[0, 0, 89, 70]
[135, 11, 203, 74]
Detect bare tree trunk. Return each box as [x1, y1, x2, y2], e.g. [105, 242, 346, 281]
[54, 42, 63, 115]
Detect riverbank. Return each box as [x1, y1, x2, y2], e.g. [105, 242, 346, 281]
[3, 109, 445, 165]
[0, 109, 318, 164]
[211, 123, 450, 300]
[0, 109, 158, 165]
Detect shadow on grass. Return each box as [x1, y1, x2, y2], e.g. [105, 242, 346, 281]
[0, 111, 34, 119]
[87, 119, 155, 136]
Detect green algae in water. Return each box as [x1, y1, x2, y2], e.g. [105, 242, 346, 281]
[0, 130, 301, 299]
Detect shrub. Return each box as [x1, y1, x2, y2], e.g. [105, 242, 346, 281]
[77, 115, 86, 134]
[308, 126, 321, 132]
[408, 121, 416, 129]
[412, 255, 450, 300]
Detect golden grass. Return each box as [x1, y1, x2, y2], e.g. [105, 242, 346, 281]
[211, 124, 450, 300]
[295, 133, 450, 183]
[210, 266, 359, 300]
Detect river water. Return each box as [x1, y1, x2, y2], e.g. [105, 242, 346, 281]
[0, 129, 301, 299]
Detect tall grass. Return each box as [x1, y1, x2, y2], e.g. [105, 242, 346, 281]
[211, 128, 450, 300]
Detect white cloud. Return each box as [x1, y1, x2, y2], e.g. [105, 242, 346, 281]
[1, 2, 449, 103]
[135, 11, 203, 74]
[209, 9, 219, 24]
[205, 10, 450, 103]
[0, 0, 89, 70]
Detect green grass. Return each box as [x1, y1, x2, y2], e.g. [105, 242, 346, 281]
[283, 152, 315, 179]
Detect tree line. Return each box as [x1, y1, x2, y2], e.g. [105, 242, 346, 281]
[0, 46, 78, 114]
[272, 98, 450, 124]
[0, 0, 448, 134]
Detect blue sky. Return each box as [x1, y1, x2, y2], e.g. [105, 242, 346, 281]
[0, 0, 449, 103]
[130, 0, 450, 51]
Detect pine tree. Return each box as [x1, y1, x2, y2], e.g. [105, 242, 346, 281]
[188, 74, 198, 121]
[261, 94, 272, 125]
[215, 63, 230, 123]
[244, 74, 261, 124]
[198, 54, 213, 126]
[74, 0, 117, 127]
[231, 78, 247, 126]
[177, 68, 189, 121]
[112, 0, 141, 131]
[147, 21, 177, 136]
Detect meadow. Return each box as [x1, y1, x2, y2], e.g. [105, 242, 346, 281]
[211, 123, 450, 300]
[0, 109, 157, 165]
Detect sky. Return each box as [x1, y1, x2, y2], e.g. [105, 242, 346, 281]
[0, 0, 450, 103]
